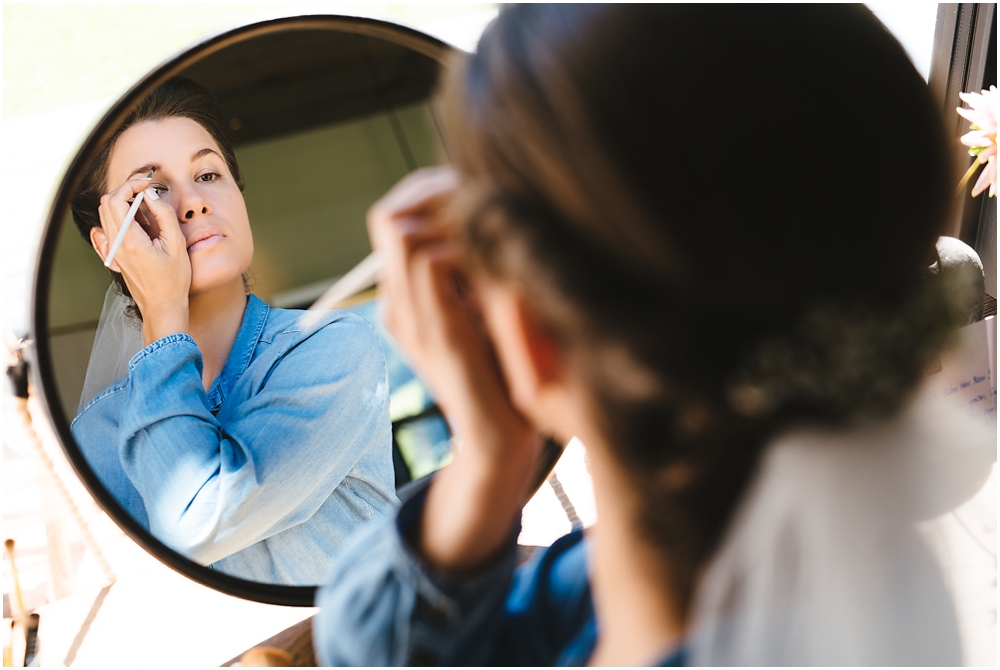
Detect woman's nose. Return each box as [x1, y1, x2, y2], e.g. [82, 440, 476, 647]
[183, 205, 210, 220]
[175, 190, 212, 221]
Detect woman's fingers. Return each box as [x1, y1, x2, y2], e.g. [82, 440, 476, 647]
[384, 239, 493, 428]
[369, 168, 545, 570]
[368, 170, 458, 348]
[367, 170, 459, 328]
[369, 167, 533, 431]
[106, 174, 155, 203]
[366, 166, 458, 242]
[97, 207, 151, 272]
[140, 188, 187, 255]
[96, 177, 154, 253]
[97, 179, 185, 265]
[378, 165, 459, 215]
[94, 178, 192, 339]
[384, 235, 468, 348]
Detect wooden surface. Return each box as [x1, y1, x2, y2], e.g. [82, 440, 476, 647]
[224, 616, 315, 667]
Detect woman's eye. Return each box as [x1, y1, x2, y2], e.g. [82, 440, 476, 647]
[152, 185, 167, 196]
[197, 172, 219, 183]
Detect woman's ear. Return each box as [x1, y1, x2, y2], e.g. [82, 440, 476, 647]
[516, 298, 562, 388]
[480, 282, 565, 427]
[89, 226, 119, 272]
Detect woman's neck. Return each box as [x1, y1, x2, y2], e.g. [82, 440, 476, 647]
[583, 436, 685, 666]
[188, 278, 247, 391]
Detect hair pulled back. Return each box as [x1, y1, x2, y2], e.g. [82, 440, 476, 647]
[442, 5, 956, 615]
[70, 77, 244, 319]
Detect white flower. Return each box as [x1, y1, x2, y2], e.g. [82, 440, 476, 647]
[956, 85, 997, 198]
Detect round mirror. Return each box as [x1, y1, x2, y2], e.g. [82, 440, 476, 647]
[31, 14, 467, 606]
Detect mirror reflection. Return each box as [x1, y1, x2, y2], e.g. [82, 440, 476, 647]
[45, 26, 453, 586]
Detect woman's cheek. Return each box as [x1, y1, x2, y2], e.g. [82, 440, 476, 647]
[244, 236, 255, 271]
[231, 193, 254, 266]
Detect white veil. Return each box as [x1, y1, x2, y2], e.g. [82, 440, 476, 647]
[687, 394, 996, 665]
[78, 284, 144, 412]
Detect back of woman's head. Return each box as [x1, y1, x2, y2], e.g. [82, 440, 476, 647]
[443, 5, 955, 613]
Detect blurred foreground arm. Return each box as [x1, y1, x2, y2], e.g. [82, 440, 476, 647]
[365, 167, 543, 570]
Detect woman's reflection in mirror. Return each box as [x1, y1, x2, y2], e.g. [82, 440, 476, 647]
[314, 5, 994, 666]
[69, 77, 397, 585]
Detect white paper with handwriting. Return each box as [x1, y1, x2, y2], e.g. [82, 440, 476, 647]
[924, 315, 997, 425]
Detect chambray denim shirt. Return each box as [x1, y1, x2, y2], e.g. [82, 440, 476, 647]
[314, 478, 687, 666]
[71, 294, 397, 585]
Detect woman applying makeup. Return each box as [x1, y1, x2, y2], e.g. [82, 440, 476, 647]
[313, 5, 995, 665]
[70, 78, 396, 586]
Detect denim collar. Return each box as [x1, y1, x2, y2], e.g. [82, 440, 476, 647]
[206, 294, 269, 411]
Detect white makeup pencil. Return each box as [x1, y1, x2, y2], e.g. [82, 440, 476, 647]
[299, 251, 383, 329]
[104, 168, 155, 268]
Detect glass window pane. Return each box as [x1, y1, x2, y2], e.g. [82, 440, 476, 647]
[866, 2, 939, 81]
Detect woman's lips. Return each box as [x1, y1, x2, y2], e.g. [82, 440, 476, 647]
[187, 234, 224, 253]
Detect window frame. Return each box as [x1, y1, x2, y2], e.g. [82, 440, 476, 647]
[928, 3, 997, 299]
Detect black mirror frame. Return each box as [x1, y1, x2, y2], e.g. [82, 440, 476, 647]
[29, 13, 457, 608]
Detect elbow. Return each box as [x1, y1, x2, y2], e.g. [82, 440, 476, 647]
[151, 527, 215, 565]
[313, 520, 414, 666]
[147, 506, 233, 566]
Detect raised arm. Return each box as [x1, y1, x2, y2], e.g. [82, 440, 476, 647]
[365, 166, 544, 569]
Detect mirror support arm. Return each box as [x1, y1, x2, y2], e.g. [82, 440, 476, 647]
[6, 337, 30, 399]
[5, 344, 118, 587]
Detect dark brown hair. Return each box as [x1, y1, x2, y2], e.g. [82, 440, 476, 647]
[70, 77, 245, 319]
[443, 5, 954, 617]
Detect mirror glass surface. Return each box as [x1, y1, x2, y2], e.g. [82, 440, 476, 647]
[37, 16, 456, 603]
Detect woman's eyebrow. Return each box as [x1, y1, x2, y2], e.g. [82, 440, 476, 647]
[127, 163, 159, 180]
[191, 147, 222, 161]
[125, 149, 219, 180]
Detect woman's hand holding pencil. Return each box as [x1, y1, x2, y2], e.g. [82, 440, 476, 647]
[103, 168, 154, 269]
[93, 171, 192, 345]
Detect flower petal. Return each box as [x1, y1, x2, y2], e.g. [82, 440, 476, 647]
[961, 129, 990, 147]
[956, 106, 979, 122]
[971, 155, 996, 198]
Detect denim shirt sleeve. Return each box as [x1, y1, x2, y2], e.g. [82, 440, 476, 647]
[115, 315, 390, 566]
[313, 478, 519, 666]
[313, 477, 595, 666]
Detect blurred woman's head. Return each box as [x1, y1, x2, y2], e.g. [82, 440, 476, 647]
[71, 77, 250, 316]
[442, 5, 955, 614]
